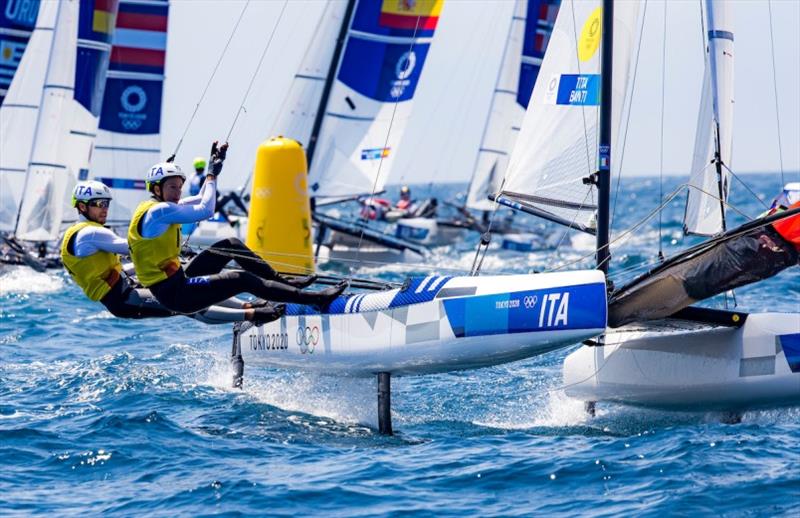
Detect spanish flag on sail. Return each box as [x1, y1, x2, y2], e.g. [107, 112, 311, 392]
[91, 0, 119, 36]
[379, 0, 443, 31]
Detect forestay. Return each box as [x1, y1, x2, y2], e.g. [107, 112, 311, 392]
[283, 0, 444, 199]
[0, 0, 45, 232]
[466, 0, 560, 212]
[90, 0, 169, 224]
[14, 0, 118, 242]
[499, 0, 641, 232]
[684, 0, 733, 236]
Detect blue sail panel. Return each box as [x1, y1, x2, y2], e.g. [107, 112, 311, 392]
[98, 0, 167, 135]
[517, 0, 559, 108]
[337, 37, 430, 102]
[99, 76, 162, 134]
[0, 0, 41, 105]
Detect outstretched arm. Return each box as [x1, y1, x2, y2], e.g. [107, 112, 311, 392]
[142, 177, 217, 235]
[74, 226, 129, 257]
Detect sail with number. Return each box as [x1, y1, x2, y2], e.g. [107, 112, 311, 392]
[89, 0, 168, 224]
[684, 0, 733, 236]
[465, 0, 560, 212]
[277, 0, 444, 199]
[10, 0, 119, 242]
[498, 0, 641, 233]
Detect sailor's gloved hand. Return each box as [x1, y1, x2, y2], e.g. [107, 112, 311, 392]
[208, 141, 229, 177]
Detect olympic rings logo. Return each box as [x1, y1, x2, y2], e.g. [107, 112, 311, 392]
[296, 325, 320, 354]
[523, 295, 538, 309]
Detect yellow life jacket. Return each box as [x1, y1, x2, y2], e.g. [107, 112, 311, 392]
[128, 200, 181, 287]
[60, 221, 122, 301]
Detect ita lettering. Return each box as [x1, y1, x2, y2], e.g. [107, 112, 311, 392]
[538, 292, 570, 328]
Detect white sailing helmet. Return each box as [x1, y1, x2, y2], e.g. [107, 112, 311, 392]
[146, 162, 185, 192]
[72, 180, 112, 207]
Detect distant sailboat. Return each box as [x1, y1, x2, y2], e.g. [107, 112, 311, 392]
[187, 0, 441, 260]
[1, 0, 120, 268]
[397, 0, 563, 249]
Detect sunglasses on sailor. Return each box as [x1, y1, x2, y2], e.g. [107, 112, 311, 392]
[87, 199, 111, 209]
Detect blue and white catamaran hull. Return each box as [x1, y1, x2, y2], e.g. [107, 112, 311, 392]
[241, 270, 607, 376]
[563, 312, 800, 411]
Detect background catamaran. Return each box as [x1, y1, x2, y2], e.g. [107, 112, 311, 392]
[0, 0, 169, 270]
[439, 0, 568, 254]
[185, 0, 443, 262]
[482, 0, 798, 414]
[1, 0, 120, 269]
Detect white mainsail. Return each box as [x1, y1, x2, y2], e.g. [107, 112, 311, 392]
[684, 0, 733, 236]
[465, 0, 560, 212]
[0, 0, 48, 232]
[14, 0, 118, 242]
[500, 0, 641, 231]
[89, 0, 169, 224]
[290, 0, 445, 199]
[274, 1, 349, 150]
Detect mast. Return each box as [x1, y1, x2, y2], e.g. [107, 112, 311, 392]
[306, 0, 357, 169]
[707, 0, 729, 232]
[596, 0, 613, 274]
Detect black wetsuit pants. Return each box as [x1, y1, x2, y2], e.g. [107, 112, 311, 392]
[101, 275, 177, 319]
[149, 238, 315, 314]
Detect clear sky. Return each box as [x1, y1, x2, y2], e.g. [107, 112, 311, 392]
[161, 0, 800, 191]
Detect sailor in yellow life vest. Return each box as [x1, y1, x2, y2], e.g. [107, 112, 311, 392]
[61, 181, 282, 324]
[128, 141, 346, 317]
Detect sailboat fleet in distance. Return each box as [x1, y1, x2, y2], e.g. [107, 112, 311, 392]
[1, 0, 798, 434]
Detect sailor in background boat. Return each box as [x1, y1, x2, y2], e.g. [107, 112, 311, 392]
[187, 155, 248, 228]
[61, 181, 275, 324]
[361, 185, 438, 222]
[609, 184, 800, 327]
[128, 142, 347, 318]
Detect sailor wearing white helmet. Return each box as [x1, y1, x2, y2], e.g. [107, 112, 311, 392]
[127, 142, 346, 318]
[62, 180, 278, 324]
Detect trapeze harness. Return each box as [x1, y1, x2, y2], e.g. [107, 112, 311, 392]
[61, 221, 176, 319]
[128, 180, 342, 314]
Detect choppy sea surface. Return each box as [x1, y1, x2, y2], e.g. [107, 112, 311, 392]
[1, 174, 798, 516]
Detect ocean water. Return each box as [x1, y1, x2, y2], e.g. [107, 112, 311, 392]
[1, 174, 798, 516]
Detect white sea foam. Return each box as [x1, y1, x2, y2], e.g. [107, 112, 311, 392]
[0, 266, 64, 295]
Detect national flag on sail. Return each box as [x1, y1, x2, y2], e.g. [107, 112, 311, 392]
[379, 0, 443, 31]
[361, 147, 391, 161]
[518, 0, 561, 109]
[110, 0, 168, 74]
[92, 0, 119, 35]
[533, 0, 560, 54]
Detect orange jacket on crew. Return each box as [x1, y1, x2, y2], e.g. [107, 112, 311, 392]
[772, 201, 800, 250]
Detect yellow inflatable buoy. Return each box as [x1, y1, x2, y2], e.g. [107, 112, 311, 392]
[246, 137, 314, 274]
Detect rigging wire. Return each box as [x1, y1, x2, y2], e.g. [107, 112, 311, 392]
[171, 0, 251, 159]
[352, 15, 424, 269]
[611, 0, 648, 233]
[766, 0, 786, 186]
[226, 0, 290, 141]
[657, 0, 666, 261]
[568, 1, 596, 186]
